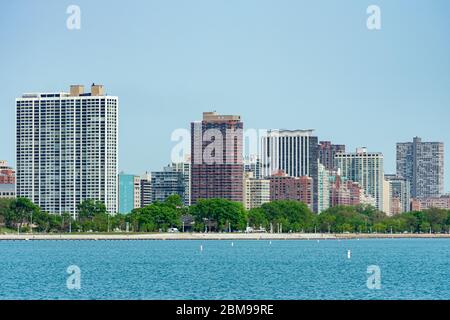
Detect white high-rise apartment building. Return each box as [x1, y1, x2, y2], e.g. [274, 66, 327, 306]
[260, 129, 319, 212]
[260, 129, 318, 178]
[335, 148, 384, 210]
[16, 84, 118, 216]
[317, 163, 330, 213]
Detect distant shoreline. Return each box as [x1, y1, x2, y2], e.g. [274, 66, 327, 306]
[1, 233, 450, 241]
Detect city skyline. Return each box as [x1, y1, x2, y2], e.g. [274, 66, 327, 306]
[3, 1, 450, 306]
[1, 1, 450, 192]
[5, 90, 448, 196]
[9, 81, 446, 215]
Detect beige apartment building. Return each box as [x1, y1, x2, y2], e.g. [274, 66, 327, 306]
[243, 172, 270, 210]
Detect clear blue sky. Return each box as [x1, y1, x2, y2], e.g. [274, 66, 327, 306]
[1, 0, 449, 192]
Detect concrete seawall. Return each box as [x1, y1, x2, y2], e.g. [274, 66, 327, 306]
[1, 233, 449, 241]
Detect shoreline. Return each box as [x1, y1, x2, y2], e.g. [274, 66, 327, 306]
[1, 233, 450, 241]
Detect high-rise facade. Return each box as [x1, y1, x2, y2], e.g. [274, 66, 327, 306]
[191, 112, 244, 204]
[317, 163, 330, 213]
[140, 172, 152, 208]
[243, 172, 270, 210]
[244, 154, 261, 180]
[335, 148, 384, 210]
[151, 166, 185, 203]
[170, 161, 191, 206]
[318, 141, 345, 171]
[16, 84, 118, 216]
[269, 170, 313, 209]
[329, 173, 362, 207]
[382, 179, 391, 215]
[396, 137, 444, 198]
[118, 173, 141, 214]
[384, 174, 411, 214]
[415, 195, 450, 210]
[260, 129, 319, 212]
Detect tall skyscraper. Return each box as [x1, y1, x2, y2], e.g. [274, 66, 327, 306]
[396, 137, 444, 198]
[260, 129, 319, 212]
[16, 84, 118, 216]
[335, 148, 384, 210]
[318, 141, 345, 171]
[118, 173, 141, 214]
[191, 112, 244, 204]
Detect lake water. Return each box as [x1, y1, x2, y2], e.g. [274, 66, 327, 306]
[0, 239, 449, 300]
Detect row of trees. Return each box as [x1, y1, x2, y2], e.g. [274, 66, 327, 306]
[0, 197, 118, 233]
[1, 196, 450, 234]
[310, 205, 450, 233]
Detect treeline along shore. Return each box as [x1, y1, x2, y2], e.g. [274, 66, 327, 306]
[1, 195, 450, 238]
[1, 233, 450, 241]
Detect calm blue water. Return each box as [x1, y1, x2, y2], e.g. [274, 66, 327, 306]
[0, 239, 449, 300]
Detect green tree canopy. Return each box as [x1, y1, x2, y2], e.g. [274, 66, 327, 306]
[1, 197, 449, 234]
[316, 205, 378, 233]
[256, 200, 314, 232]
[9, 197, 40, 229]
[127, 197, 183, 232]
[77, 199, 107, 220]
[189, 198, 247, 232]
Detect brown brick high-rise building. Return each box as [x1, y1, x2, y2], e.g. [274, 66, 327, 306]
[269, 170, 313, 209]
[329, 174, 361, 207]
[190, 112, 244, 204]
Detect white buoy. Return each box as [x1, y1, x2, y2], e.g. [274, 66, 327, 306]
[269, 240, 272, 245]
[200, 245, 203, 252]
[347, 249, 351, 259]
[317, 240, 320, 243]
[231, 242, 234, 247]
